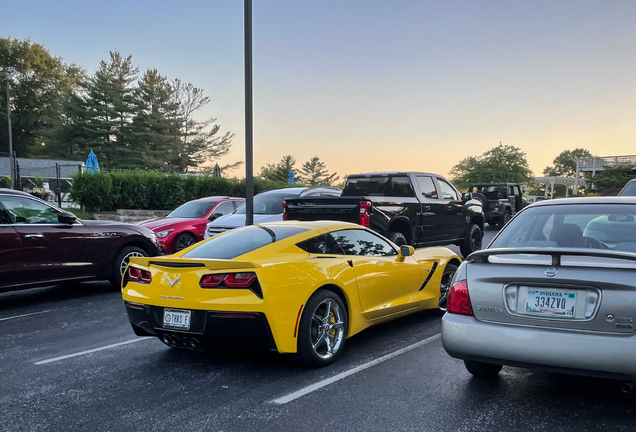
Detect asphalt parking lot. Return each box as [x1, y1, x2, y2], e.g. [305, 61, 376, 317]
[1, 226, 634, 432]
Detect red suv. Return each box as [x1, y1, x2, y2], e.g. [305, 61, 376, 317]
[136, 196, 244, 253]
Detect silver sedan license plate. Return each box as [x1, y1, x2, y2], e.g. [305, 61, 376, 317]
[525, 289, 576, 317]
[163, 309, 191, 330]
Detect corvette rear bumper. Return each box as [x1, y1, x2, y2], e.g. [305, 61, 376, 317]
[125, 303, 278, 352]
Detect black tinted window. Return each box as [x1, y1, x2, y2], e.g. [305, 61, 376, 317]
[297, 234, 344, 255]
[330, 229, 397, 256]
[342, 176, 414, 197]
[416, 176, 438, 199]
[183, 225, 307, 259]
[619, 181, 636, 196]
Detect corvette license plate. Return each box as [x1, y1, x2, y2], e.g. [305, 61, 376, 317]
[525, 289, 576, 317]
[163, 309, 191, 330]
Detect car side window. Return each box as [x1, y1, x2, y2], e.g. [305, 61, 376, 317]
[0, 204, 12, 224]
[212, 201, 234, 218]
[330, 229, 397, 256]
[0, 196, 59, 224]
[436, 179, 458, 200]
[232, 200, 243, 210]
[296, 234, 344, 255]
[416, 176, 438, 199]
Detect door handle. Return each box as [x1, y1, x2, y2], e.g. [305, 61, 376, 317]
[25, 234, 44, 239]
[424, 206, 431, 211]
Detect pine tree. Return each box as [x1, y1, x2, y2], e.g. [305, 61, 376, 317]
[297, 156, 339, 186]
[259, 155, 299, 183]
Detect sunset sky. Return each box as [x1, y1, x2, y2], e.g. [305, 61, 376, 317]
[3, 0, 636, 180]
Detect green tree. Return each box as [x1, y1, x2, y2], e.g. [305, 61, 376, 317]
[297, 156, 339, 186]
[0, 37, 84, 158]
[169, 80, 235, 173]
[450, 144, 533, 191]
[591, 165, 636, 194]
[259, 155, 299, 183]
[544, 148, 593, 178]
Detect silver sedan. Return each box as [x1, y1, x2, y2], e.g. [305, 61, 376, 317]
[442, 197, 636, 384]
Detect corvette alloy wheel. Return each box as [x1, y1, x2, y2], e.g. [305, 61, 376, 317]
[310, 298, 345, 359]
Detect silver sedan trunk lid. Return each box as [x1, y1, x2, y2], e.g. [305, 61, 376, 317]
[465, 248, 636, 334]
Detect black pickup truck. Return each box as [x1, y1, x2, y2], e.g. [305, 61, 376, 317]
[284, 172, 485, 257]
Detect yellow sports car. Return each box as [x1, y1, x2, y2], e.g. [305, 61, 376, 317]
[122, 221, 461, 366]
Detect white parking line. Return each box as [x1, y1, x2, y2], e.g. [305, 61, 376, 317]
[0, 310, 52, 322]
[272, 333, 441, 405]
[34, 338, 152, 365]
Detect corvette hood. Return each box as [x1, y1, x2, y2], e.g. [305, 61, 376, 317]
[136, 218, 195, 231]
[206, 213, 282, 229]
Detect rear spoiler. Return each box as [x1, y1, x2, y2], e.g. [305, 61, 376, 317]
[467, 248, 636, 266]
[129, 257, 261, 270]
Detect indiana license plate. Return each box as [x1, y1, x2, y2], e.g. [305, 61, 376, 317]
[525, 289, 576, 317]
[163, 309, 191, 330]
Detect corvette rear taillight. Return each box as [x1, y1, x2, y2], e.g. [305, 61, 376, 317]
[446, 280, 474, 316]
[282, 201, 287, 221]
[127, 267, 152, 284]
[359, 200, 372, 227]
[200, 272, 258, 289]
[200, 274, 225, 288]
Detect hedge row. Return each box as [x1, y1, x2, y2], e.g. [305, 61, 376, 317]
[70, 171, 292, 212]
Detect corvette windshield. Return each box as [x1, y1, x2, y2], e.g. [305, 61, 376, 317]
[234, 193, 299, 215]
[491, 203, 636, 251]
[167, 201, 217, 218]
[183, 225, 308, 259]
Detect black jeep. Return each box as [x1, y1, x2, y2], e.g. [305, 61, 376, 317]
[467, 183, 526, 228]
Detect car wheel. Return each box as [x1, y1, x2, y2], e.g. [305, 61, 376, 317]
[295, 289, 348, 367]
[438, 264, 457, 312]
[110, 245, 148, 288]
[459, 224, 482, 258]
[173, 232, 197, 252]
[464, 360, 503, 378]
[389, 232, 408, 246]
[497, 210, 511, 229]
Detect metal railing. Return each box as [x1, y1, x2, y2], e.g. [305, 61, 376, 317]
[578, 155, 636, 169]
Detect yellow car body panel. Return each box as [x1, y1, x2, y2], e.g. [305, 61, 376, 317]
[122, 221, 460, 354]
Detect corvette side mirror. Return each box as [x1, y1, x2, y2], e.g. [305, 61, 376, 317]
[397, 245, 415, 260]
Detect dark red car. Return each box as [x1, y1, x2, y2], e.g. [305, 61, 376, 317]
[0, 189, 161, 292]
[135, 196, 244, 254]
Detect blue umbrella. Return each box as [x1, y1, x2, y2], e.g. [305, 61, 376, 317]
[85, 150, 100, 174]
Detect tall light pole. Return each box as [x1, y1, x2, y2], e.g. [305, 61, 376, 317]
[5, 73, 14, 188]
[244, 0, 254, 225]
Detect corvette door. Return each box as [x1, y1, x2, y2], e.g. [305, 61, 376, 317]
[330, 229, 423, 320]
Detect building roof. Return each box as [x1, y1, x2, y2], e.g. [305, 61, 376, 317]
[0, 157, 84, 179]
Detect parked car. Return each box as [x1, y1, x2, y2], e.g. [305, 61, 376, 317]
[203, 187, 341, 239]
[136, 196, 244, 253]
[466, 183, 527, 228]
[0, 188, 161, 291]
[442, 197, 636, 384]
[123, 220, 461, 366]
[618, 178, 636, 196]
[284, 172, 484, 257]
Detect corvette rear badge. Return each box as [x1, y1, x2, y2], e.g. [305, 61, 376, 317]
[166, 275, 181, 288]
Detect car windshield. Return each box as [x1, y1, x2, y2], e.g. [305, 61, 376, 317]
[234, 193, 299, 215]
[167, 201, 217, 218]
[468, 185, 501, 198]
[491, 203, 636, 251]
[182, 225, 308, 259]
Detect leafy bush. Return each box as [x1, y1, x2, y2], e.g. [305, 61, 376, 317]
[71, 171, 292, 211]
[0, 176, 12, 188]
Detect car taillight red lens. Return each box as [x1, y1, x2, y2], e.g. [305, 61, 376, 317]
[359, 200, 372, 227]
[446, 280, 474, 316]
[200, 272, 258, 289]
[200, 274, 225, 288]
[127, 267, 151, 284]
[225, 272, 257, 288]
[282, 201, 287, 221]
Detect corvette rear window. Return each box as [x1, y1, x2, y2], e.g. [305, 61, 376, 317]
[183, 225, 308, 259]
